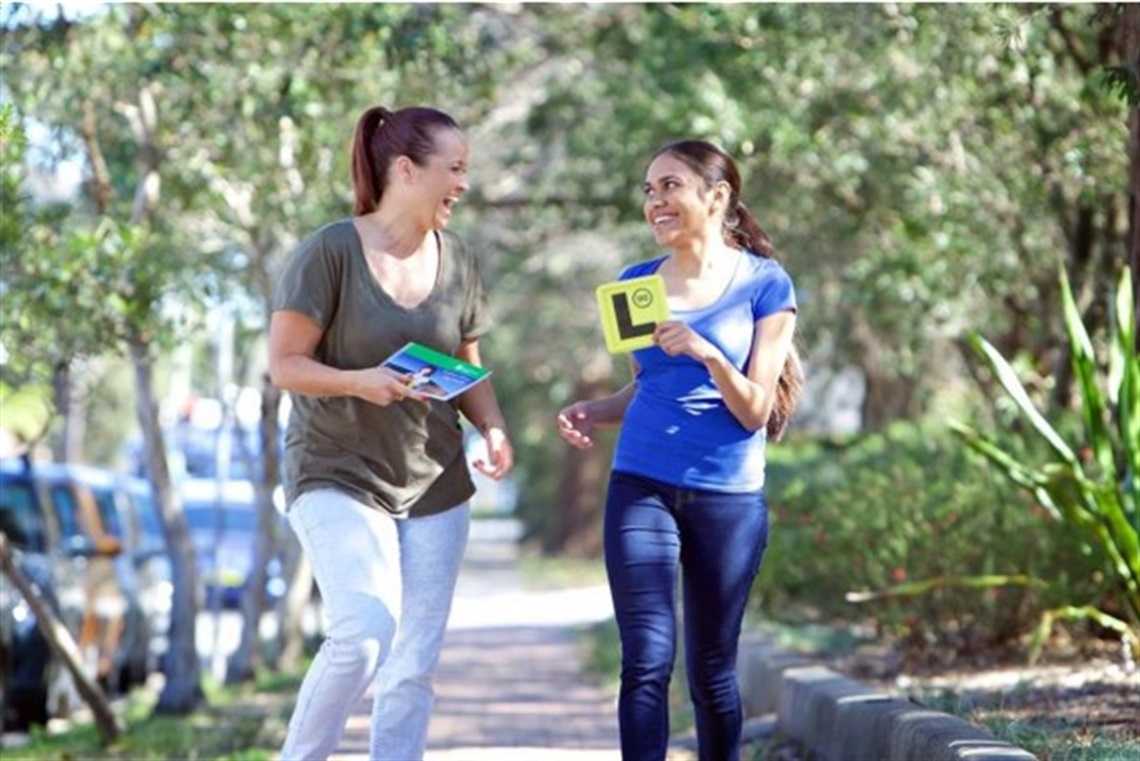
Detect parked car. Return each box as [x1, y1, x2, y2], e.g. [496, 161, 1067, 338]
[0, 460, 178, 730]
[31, 464, 154, 692]
[0, 460, 95, 729]
[113, 476, 173, 675]
[179, 478, 285, 610]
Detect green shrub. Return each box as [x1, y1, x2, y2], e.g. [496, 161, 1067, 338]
[952, 268, 1139, 661]
[757, 423, 1112, 654]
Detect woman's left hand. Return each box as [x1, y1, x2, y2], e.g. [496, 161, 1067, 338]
[473, 425, 514, 481]
[654, 320, 719, 364]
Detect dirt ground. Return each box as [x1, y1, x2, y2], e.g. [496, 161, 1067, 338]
[819, 634, 1139, 757]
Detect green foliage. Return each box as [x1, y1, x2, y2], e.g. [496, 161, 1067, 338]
[1, 218, 203, 370]
[0, 102, 27, 250]
[1, 3, 1130, 558]
[0, 382, 53, 444]
[517, 3, 1126, 428]
[83, 358, 140, 467]
[952, 268, 1139, 660]
[759, 424, 1112, 653]
[469, 2, 1132, 547]
[1100, 66, 1140, 107]
[5, 670, 298, 759]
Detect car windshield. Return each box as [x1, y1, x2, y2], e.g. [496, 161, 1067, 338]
[0, 480, 48, 552]
[183, 502, 257, 534]
[49, 485, 83, 540]
[91, 487, 124, 537]
[132, 491, 166, 546]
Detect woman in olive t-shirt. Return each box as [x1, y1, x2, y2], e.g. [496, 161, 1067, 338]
[268, 105, 513, 761]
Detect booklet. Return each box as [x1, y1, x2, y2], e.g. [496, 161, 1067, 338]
[380, 342, 491, 401]
[595, 273, 670, 353]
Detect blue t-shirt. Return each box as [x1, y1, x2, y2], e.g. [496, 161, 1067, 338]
[613, 252, 797, 492]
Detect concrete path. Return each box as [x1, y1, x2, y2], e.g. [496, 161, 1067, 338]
[330, 519, 622, 760]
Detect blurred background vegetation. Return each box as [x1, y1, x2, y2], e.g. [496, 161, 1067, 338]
[1, 2, 1136, 676]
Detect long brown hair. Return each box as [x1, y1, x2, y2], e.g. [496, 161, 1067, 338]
[652, 139, 805, 441]
[350, 105, 461, 216]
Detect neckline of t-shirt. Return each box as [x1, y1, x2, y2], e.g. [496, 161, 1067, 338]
[650, 248, 749, 314]
[348, 219, 446, 312]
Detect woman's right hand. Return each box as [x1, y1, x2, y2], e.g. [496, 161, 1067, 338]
[357, 366, 428, 407]
[557, 401, 596, 449]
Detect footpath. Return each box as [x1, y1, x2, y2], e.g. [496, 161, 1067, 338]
[330, 519, 623, 761]
[328, 518, 1039, 761]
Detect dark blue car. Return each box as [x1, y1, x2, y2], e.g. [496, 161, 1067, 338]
[179, 478, 285, 610]
[0, 461, 91, 729]
[0, 460, 173, 730]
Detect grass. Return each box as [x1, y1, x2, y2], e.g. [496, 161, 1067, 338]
[745, 737, 796, 761]
[2, 668, 302, 760]
[580, 617, 622, 691]
[2, 548, 608, 759]
[918, 689, 1140, 761]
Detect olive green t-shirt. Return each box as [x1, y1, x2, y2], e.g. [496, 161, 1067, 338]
[272, 219, 491, 518]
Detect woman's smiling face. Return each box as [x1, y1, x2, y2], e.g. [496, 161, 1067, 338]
[642, 152, 717, 248]
[414, 127, 470, 229]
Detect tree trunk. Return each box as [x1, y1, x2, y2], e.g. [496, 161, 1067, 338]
[1131, 102, 1140, 349]
[849, 314, 919, 430]
[129, 338, 203, 714]
[255, 379, 314, 673]
[1133, 107, 1140, 346]
[859, 370, 918, 431]
[50, 362, 87, 464]
[226, 378, 283, 682]
[1125, 4, 1140, 345]
[0, 533, 122, 744]
[275, 543, 313, 672]
[225, 553, 267, 684]
[272, 371, 315, 672]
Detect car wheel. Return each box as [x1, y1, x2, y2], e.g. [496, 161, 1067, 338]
[119, 650, 149, 690]
[4, 683, 48, 731]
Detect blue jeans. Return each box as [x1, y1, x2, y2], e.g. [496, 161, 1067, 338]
[280, 489, 469, 761]
[604, 471, 769, 761]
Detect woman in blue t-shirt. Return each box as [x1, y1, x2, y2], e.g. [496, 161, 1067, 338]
[557, 139, 803, 761]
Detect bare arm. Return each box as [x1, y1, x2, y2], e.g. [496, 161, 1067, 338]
[580, 381, 638, 424]
[455, 339, 514, 480]
[556, 359, 639, 449]
[267, 309, 424, 406]
[654, 310, 796, 432]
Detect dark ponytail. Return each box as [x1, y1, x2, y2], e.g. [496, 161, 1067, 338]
[766, 346, 804, 441]
[350, 105, 463, 216]
[725, 199, 774, 258]
[351, 106, 390, 215]
[651, 139, 804, 441]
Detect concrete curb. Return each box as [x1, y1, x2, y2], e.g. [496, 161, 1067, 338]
[737, 636, 1040, 761]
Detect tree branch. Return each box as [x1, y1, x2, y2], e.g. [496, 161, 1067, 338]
[78, 99, 113, 215]
[1049, 6, 1091, 74]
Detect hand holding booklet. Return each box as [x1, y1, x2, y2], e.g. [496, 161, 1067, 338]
[380, 342, 491, 401]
